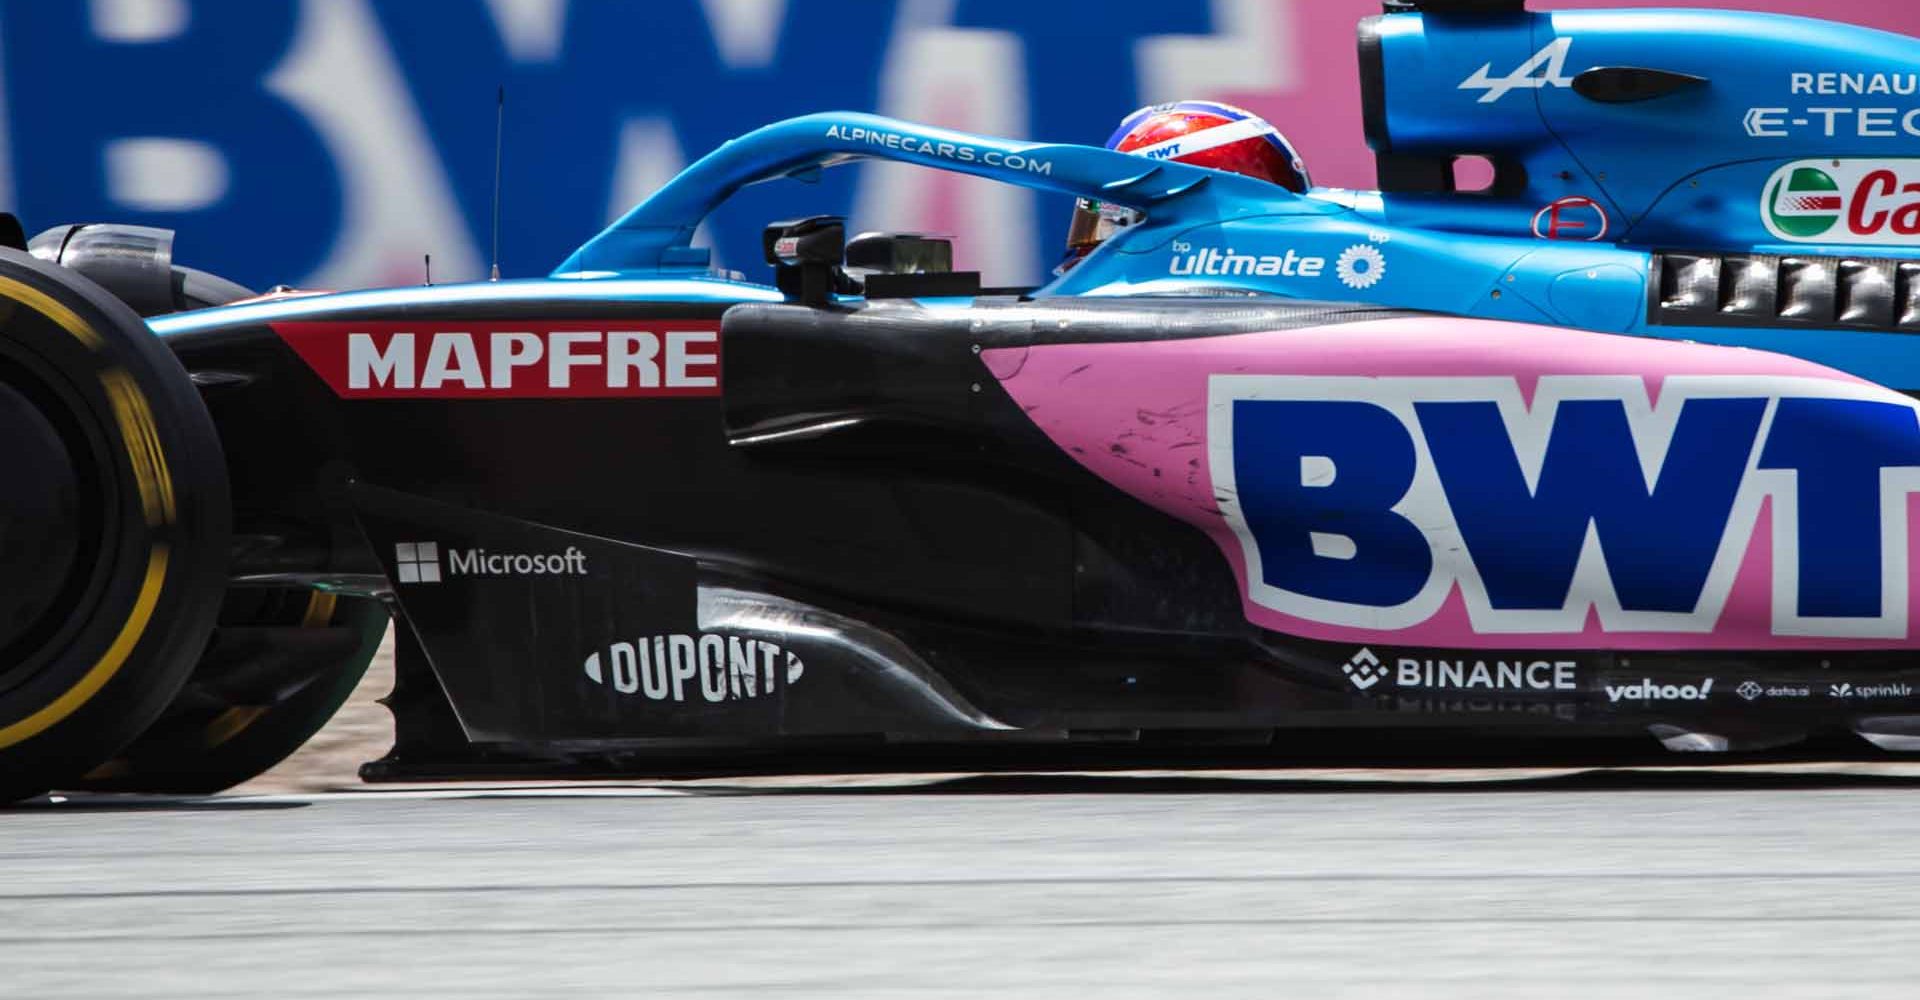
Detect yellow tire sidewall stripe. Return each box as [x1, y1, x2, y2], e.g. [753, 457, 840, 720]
[0, 546, 170, 750]
[101, 368, 178, 527]
[0, 269, 179, 752]
[300, 592, 338, 629]
[202, 704, 269, 750]
[194, 595, 340, 750]
[0, 273, 104, 350]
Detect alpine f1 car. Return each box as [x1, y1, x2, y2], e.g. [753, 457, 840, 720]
[6, 0, 1920, 799]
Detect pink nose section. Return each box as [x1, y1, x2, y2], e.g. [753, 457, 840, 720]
[995, 314, 1913, 651]
[980, 344, 1028, 380]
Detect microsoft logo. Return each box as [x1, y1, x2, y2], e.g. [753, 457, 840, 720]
[395, 542, 442, 584]
[390, 540, 589, 586]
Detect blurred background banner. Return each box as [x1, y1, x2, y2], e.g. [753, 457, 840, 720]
[1, 0, 1914, 290]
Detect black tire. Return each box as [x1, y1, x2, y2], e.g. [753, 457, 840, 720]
[0, 248, 230, 802]
[55, 247, 373, 795]
[74, 592, 388, 794]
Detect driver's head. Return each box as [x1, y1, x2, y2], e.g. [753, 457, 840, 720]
[1062, 101, 1310, 271]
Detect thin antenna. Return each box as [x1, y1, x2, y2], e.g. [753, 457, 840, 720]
[489, 85, 504, 281]
[423, 253, 433, 286]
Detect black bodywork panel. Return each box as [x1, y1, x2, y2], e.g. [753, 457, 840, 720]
[162, 292, 1920, 775]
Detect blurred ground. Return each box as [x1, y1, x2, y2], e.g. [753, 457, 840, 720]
[24, 627, 1920, 996]
[236, 627, 396, 794]
[12, 769, 1920, 997]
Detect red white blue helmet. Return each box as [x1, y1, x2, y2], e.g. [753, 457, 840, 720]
[1107, 100, 1310, 190]
[1064, 101, 1311, 268]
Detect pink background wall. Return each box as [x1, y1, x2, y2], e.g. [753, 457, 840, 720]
[863, 0, 1920, 281]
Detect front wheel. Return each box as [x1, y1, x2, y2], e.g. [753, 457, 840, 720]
[0, 248, 230, 802]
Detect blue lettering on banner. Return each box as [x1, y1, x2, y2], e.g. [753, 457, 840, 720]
[370, 0, 897, 283]
[0, 1, 342, 283]
[0, 0, 1235, 289]
[1209, 375, 1920, 639]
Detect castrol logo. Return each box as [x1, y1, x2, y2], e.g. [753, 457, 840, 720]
[1763, 159, 1920, 245]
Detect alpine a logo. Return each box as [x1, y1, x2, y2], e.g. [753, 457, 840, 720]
[1762, 160, 1920, 245]
[583, 633, 805, 704]
[1212, 375, 1920, 639]
[394, 541, 587, 585]
[1605, 678, 1715, 703]
[273, 321, 722, 399]
[1459, 38, 1576, 104]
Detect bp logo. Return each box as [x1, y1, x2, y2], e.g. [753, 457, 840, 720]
[1765, 166, 1842, 238]
[1335, 244, 1387, 290]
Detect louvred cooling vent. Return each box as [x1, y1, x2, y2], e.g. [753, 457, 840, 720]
[1650, 251, 1920, 332]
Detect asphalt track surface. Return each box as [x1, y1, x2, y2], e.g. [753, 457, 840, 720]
[8, 766, 1920, 998]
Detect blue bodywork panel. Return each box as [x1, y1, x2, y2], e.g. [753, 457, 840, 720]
[153, 7, 1920, 386]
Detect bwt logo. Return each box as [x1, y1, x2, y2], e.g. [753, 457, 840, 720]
[1210, 374, 1920, 639]
[0, 1, 1286, 289]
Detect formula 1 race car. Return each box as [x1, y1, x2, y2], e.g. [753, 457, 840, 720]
[5, 0, 1920, 799]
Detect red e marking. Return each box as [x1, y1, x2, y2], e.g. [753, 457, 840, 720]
[1531, 196, 1610, 242]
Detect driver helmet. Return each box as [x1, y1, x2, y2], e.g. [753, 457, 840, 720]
[1061, 100, 1310, 272]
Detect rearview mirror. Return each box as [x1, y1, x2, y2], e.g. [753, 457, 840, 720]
[762, 216, 846, 307]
